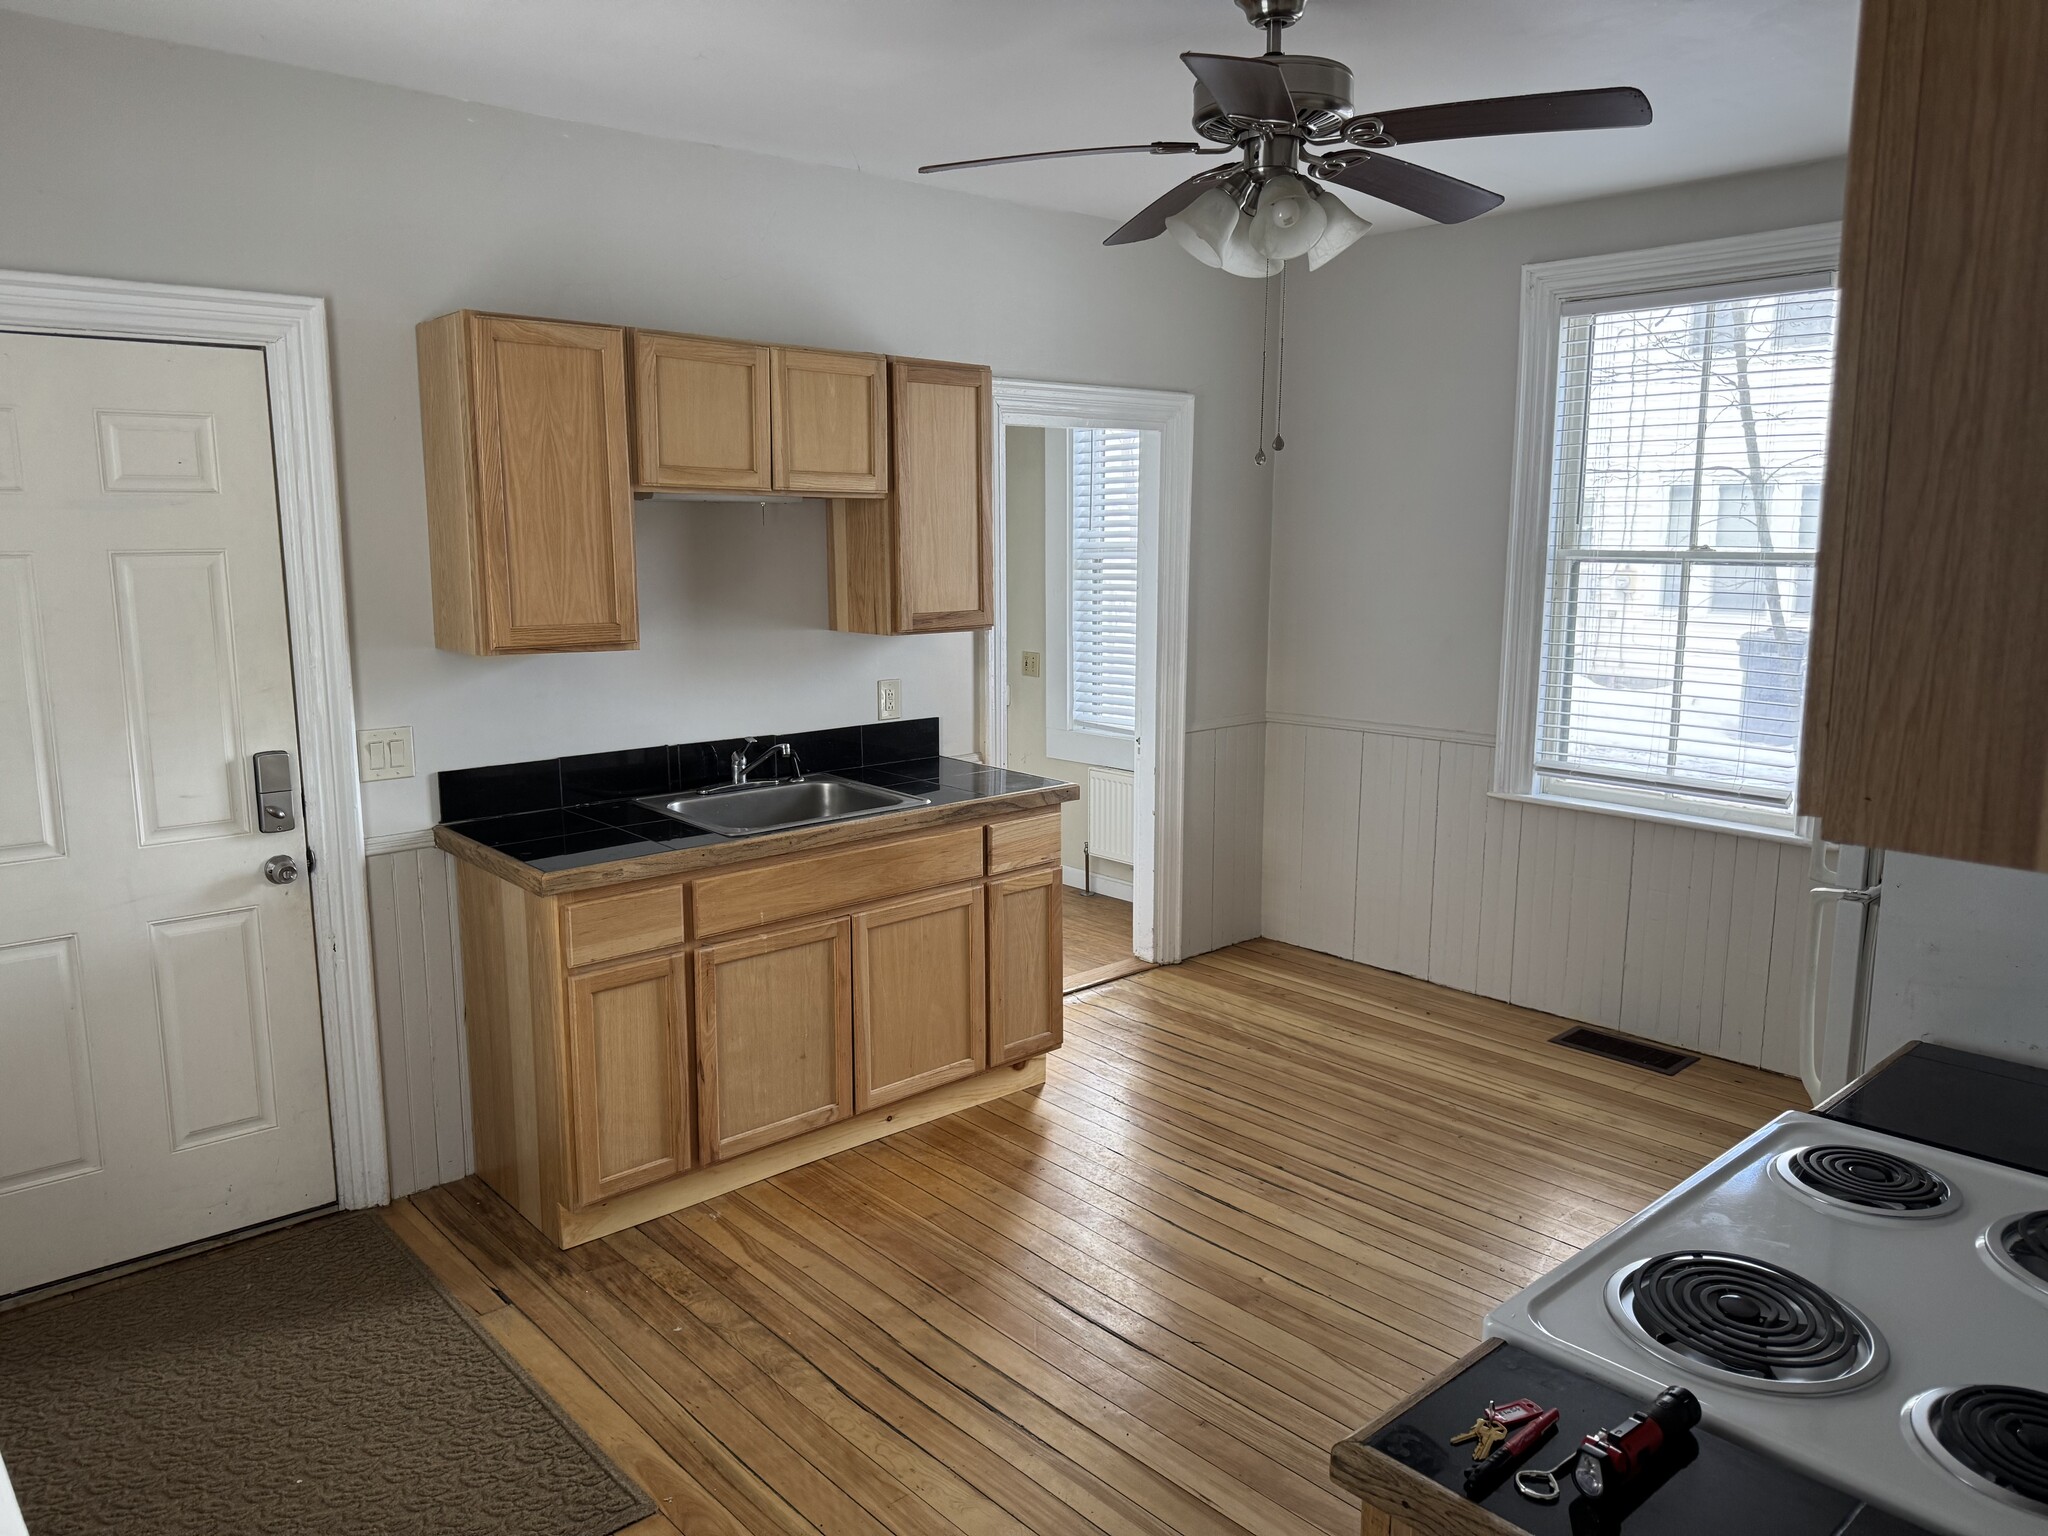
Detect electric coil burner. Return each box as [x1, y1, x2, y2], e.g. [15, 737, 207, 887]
[1982, 1210, 2048, 1298]
[1905, 1385, 2048, 1517]
[1605, 1251, 1888, 1393]
[1772, 1144, 1960, 1217]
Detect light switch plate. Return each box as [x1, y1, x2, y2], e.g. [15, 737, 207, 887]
[877, 678, 902, 722]
[357, 726, 415, 782]
[1021, 650, 1042, 678]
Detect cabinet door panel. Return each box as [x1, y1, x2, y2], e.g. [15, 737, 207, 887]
[987, 870, 1062, 1066]
[771, 348, 888, 495]
[470, 315, 637, 652]
[565, 954, 689, 1207]
[893, 360, 992, 631]
[853, 887, 986, 1112]
[631, 332, 772, 493]
[695, 919, 852, 1161]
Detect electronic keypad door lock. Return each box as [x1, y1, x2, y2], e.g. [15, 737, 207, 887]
[252, 749, 297, 834]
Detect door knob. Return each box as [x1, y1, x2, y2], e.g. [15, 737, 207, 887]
[263, 854, 301, 886]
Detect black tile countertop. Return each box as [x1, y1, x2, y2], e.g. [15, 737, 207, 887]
[441, 756, 1068, 876]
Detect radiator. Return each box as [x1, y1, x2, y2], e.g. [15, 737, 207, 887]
[1085, 767, 1135, 865]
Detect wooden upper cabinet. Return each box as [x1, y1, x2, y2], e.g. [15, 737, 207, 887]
[694, 919, 853, 1162]
[418, 311, 637, 654]
[564, 954, 691, 1208]
[852, 886, 987, 1112]
[629, 331, 773, 494]
[1799, 0, 2048, 870]
[770, 347, 890, 495]
[828, 357, 994, 635]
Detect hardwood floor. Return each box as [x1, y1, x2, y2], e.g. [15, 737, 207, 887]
[387, 939, 1806, 1536]
[1063, 887, 1144, 990]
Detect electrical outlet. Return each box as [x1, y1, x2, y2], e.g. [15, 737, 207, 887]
[357, 726, 415, 782]
[1021, 650, 1042, 678]
[877, 678, 902, 721]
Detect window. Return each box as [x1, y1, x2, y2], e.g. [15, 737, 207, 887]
[1046, 427, 1146, 769]
[1496, 227, 1841, 836]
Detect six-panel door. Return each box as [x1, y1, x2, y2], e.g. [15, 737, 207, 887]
[852, 887, 988, 1111]
[986, 870, 1063, 1066]
[564, 954, 692, 1207]
[770, 347, 889, 495]
[469, 314, 637, 652]
[629, 331, 773, 494]
[694, 918, 854, 1161]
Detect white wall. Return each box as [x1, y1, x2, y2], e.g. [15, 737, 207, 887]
[0, 9, 1273, 840]
[1262, 159, 1849, 1073]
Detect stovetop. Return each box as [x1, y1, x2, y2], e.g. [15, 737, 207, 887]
[1485, 1111, 2048, 1536]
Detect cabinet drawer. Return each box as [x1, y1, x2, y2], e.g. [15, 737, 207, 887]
[561, 880, 687, 968]
[694, 827, 983, 938]
[986, 811, 1060, 875]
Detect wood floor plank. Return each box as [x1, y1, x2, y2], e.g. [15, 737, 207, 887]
[1063, 889, 1135, 983]
[383, 940, 1800, 1536]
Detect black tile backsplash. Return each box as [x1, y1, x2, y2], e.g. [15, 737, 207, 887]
[437, 718, 944, 823]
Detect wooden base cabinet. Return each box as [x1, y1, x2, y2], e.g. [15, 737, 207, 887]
[565, 955, 691, 1207]
[853, 887, 987, 1111]
[987, 870, 1063, 1066]
[694, 920, 853, 1162]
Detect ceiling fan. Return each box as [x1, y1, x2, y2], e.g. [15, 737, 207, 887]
[920, 0, 1653, 277]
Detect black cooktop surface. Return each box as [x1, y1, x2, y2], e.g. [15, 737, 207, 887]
[1344, 1343, 1932, 1535]
[1821, 1043, 2048, 1178]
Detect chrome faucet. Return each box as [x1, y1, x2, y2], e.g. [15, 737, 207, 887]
[730, 737, 802, 786]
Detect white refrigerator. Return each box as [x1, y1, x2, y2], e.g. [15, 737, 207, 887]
[1807, 840, 2048, 1098]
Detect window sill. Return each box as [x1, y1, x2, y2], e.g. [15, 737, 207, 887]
[1488, 787, 1810, 847]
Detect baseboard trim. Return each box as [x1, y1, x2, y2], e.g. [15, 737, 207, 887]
[1063, 865, 1135, 902]
[551, 1055, 1048, 1246]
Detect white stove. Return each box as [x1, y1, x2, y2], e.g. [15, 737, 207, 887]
[1485, 1110, 2048, 1536]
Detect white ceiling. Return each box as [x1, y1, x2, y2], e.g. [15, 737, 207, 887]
[10, 0, 1861, 233]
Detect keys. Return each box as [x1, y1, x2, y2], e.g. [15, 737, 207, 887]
[1449, 1398, 1545, 1462]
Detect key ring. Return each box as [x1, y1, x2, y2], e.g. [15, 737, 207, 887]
[1514, 1446, 1581, 1504]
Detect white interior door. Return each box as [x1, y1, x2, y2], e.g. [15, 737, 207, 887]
[0, 331, 335, 1296]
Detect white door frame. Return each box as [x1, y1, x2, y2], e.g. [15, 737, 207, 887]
[0, 268, 385, 1209]
[981, 379, 1193, 964]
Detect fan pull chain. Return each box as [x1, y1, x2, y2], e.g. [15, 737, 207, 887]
[1254, 268, 1272, 466]
[1271, 263, 1288, 455]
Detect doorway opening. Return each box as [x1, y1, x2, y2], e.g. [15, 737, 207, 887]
[983, 382, 1192, 989]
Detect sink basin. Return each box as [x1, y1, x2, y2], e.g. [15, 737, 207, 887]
[636, 774, 929, 837]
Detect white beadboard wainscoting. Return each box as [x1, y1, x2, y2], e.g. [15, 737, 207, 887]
[1181, 722, 1267, 959]
[1262, 720, 1813, 1076]
[365, 839, 472, 1199]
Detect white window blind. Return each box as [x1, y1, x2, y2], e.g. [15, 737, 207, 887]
[1535, 281, 1838, 819]
[1067, 427, 1141, 738]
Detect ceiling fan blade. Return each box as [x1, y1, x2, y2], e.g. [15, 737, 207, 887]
[920, 141, 1221, 174]
[1364, 86, 1653, 146]
[1182, 51, 1296, 124]
[1316, 151, 1504, 224]
[1104, 170, 1232, 247]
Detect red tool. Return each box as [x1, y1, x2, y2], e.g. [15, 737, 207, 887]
[1463, 1407, 1559, 1496]
[1570, 1387, 1701, 1500]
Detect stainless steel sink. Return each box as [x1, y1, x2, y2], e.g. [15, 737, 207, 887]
[635, 774, 929, 837]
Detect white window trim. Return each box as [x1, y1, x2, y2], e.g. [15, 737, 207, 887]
[1044, 428, 1144, 772]
[1492, 222, 1842, 842]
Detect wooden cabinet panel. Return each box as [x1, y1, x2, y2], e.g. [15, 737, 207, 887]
[693, 827, 984, 938]
[853, 887, 986, 1111]
[565, 954, 690, 1207]
[827, 357, 992, 634]
[987, 811, 1061, 875]
[770, 347, 889, 495]
[629, 331, 772, 493]
[418, 312, 636, 655]
[1799, 0, 2048, 869]
[695, 919, 853, 1161]
[987, 870, 1062, 1066]
[560, 879, 687, 970]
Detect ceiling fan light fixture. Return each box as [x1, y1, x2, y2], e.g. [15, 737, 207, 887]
[1305, 190, 1371, 269]
[1164, 186, 1239, 269]
[1247, 172, 1327, 261]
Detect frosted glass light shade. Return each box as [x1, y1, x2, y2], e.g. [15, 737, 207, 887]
[1306, 192, 1372, 270]
[1247, 173, 1327, 262]
[1165, 187, 1281, 277]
